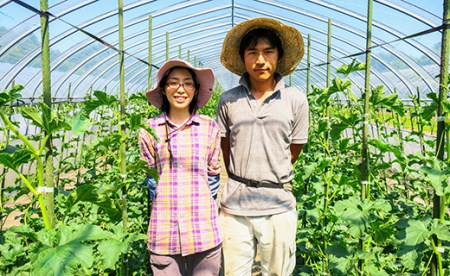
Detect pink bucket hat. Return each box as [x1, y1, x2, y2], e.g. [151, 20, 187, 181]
[145, 59, 215, 109]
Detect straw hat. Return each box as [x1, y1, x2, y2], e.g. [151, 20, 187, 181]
[220, 17, 304, 76]
[146, 59, 214, 109]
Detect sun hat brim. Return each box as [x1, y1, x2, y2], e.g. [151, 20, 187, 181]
[220, 17, 304, 77]
[145, 59, 214, 109]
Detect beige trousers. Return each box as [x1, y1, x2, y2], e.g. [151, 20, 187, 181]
[219, 209, 298, 276]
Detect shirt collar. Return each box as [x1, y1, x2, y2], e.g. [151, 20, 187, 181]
[239, 72, 285, 94]
[154, 112, 201, 127]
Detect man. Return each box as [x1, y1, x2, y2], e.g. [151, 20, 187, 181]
[217, 18, 309, 275]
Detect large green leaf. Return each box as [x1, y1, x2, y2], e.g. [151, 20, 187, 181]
[82, 90, 118, 116]
[336, 59, 366, 77]
[420, 158, 449, 196]
[421, 93, 439, 120]
[8, 225, 39, 243]
[31, 224, 112, 274]
[32, 241, 92, 275]
[370, 85, 405, 116]
[20, 103, 70, 134]
[67, 112, 91, 135]
[334, 197, 367, 238]
[328, 255, 352, 275]
[127, 113, 144, 131]
[20, 106, 45, 130]
[97, 239, 126, 269]
[59, 224, 112, 244]
[403, 219, 430, 246]
[0, 150, 32, 171]
[328, 78, 352, 94]
[0, 84, 23, 107]
[128, 91, 147, 102]
[430, 219, 450, 242]
[66, 184, 122, 221]
[368, 138, 405, 162]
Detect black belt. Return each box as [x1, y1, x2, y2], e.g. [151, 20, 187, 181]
[227, 172, 287, 189]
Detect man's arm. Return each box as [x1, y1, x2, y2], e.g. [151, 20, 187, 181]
[290, 143, 304, 164]
[221, 137, 231, 172]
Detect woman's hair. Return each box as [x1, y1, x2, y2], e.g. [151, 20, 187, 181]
[159, 66, 199, 114]
[239, 28, 284, 62]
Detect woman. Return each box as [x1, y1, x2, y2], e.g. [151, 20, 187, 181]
[139, 59, 222, 275]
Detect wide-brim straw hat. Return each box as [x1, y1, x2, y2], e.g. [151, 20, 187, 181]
[146, 59, 214, 109]
[220, 17, 304, 77]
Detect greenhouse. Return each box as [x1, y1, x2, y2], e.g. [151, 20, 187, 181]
[0, 0, 449, 275]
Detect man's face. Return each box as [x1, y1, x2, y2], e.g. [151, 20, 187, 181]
[243, 38, 279, 83]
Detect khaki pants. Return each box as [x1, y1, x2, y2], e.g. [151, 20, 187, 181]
[220, 209, 297, 276]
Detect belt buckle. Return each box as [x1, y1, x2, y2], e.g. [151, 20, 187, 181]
[248, 180, 260, 188]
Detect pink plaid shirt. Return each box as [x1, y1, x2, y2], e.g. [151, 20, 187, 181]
[139, 112, 222, 256]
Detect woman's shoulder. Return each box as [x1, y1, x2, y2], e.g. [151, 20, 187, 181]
[196, 114, 219, 128]
[196, 113, 216, 123]
[146, 113, 165, 126]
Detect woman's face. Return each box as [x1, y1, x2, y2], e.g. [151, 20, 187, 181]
[163, 68, 197, 113]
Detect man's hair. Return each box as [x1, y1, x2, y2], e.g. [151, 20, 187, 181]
[239, 28, 284, 61]
[159, 66, 199, 114]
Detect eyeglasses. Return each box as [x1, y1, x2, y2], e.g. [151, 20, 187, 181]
[166, 81, 196, 91]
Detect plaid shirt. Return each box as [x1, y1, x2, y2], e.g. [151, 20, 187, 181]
[139, 112, 222, 256]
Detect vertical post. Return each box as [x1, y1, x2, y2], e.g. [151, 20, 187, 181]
[40, 0, 54, 229]
[231, 0, 235, 26]
[187, 50, 191, 63]
[436, 0, 449, 161]
[0, 112, 11, 217]
[179, 45, 182, 59]
[166, 32, 169, 61]
[360, 0, 373, 274]
[148, 15, 153, 90]
[306, 34, 311, 95]
[431, 1, 449, 275]
[118, 0, 127, 229]
[118, 0, 129, 274]
[325, 19, 331, 147]
[361, 0, 373, 202]
[321, 18, 332, 274]
[326, 19, 331, 87]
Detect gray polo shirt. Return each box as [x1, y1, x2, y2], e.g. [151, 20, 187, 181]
[217, 74, 309, 216]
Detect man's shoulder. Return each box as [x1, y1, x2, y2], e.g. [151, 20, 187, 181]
[280, 86, 307, 102]
[220, 85, 246, 101]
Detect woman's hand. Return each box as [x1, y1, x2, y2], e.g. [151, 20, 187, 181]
[208, 163, 222, 176]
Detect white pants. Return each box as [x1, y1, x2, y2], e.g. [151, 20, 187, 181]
[220, 209, 298, 276]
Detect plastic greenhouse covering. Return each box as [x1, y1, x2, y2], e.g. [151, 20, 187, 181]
[1, 1, 449, 275]
[0, 0, 445, 103]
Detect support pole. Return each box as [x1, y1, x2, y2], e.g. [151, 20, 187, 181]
[306, 34, 311, 95]
[40, 0, 54, 229]
[148, 15, 153, 90]
[431, 1, 449, 275]
[118, 0, 129, 274]
[166, 32, 169, 61]
[360, 0, 374, 274]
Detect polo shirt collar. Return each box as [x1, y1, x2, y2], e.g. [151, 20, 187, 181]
[239, 73, 285, 94]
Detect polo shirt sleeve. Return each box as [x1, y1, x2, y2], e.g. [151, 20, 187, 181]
[216, 95, 229, 138]
[291, 89, 309, 144]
